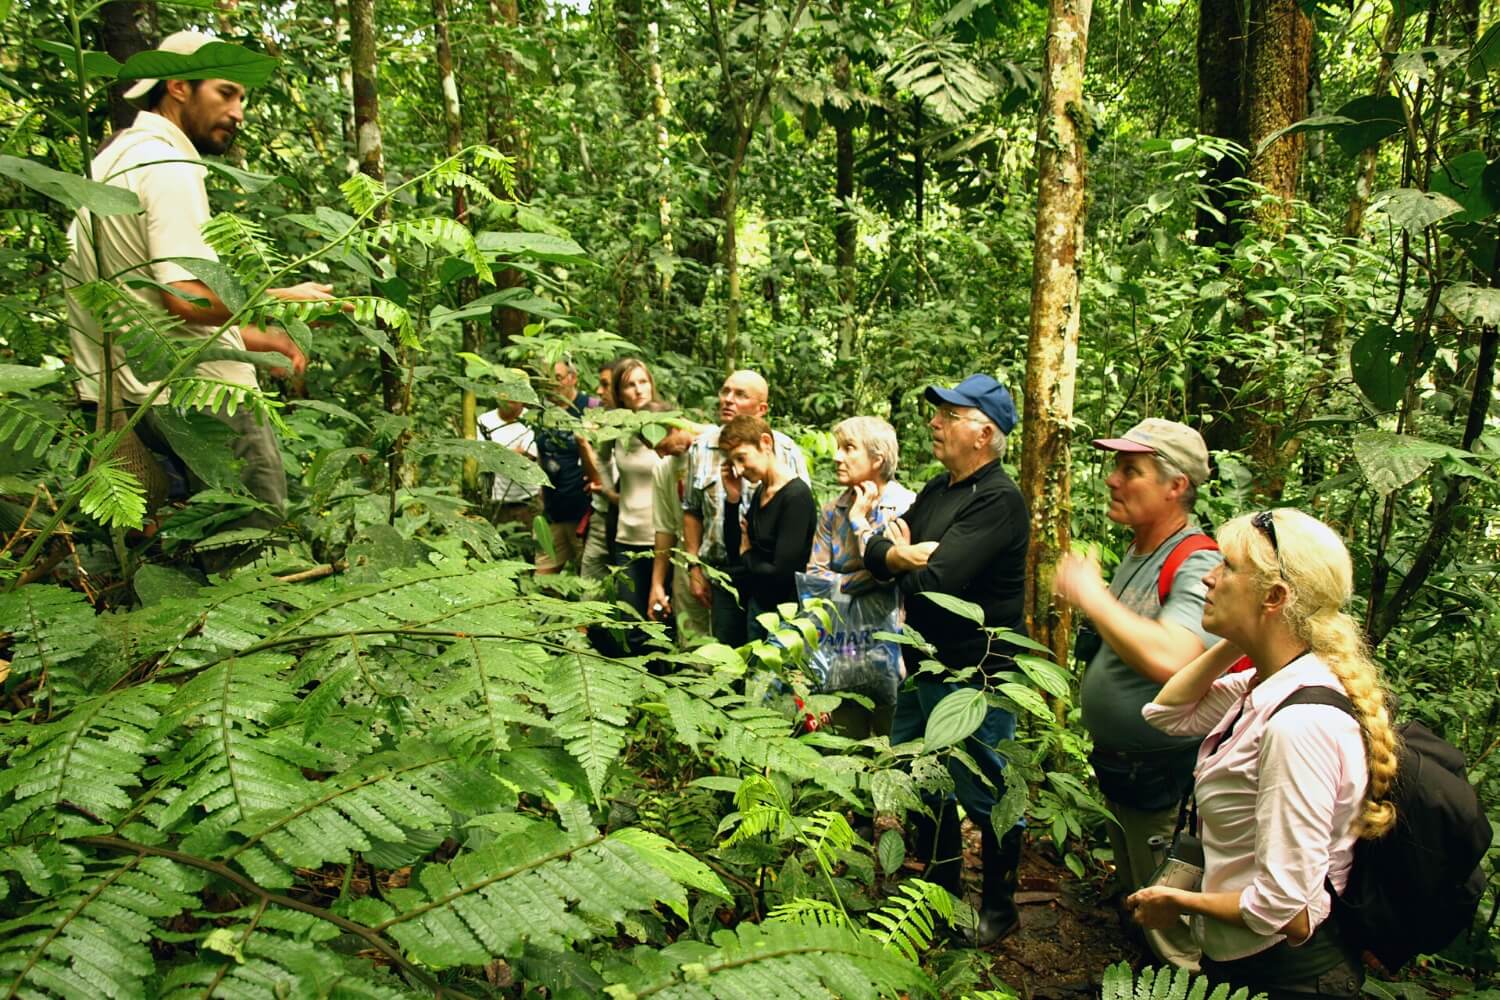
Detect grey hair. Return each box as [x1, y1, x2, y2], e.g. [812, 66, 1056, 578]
[986, 421, 1007, 459]
[1150, 454, 1197, 511]
[833, 415, 900, 479]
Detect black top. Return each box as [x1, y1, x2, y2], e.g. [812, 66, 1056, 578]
[734, 478, 816, 613]
[534, 391, 593, 522]
[865, 460, 1029, 674]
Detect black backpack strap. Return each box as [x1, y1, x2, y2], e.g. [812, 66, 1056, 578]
[1271, 685, 1358, 721]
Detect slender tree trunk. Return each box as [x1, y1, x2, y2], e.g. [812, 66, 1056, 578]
[487, 0, 530, 347]
[1022, 0, 1092, 678]
[722, 171, 741, 370]
[1244, 0, 1313, 231]
[834, 50, 856, 361]
[333, 1, 355, 154]
[647, 17, 674, 302]
[912, 100, 925, 229]
[96, 1, 155, 132]
[433, 0, 482, 495]
[350, 0, 405, 521]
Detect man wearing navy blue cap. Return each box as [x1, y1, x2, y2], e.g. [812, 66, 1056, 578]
[852, 372, 1029, 946]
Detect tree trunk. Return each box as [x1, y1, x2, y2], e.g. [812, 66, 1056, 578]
[1021, 0, 1092, 678]
[433, 0, 482, 495]
[722, 172, 741, 371]
[96, 1, 155, 133]
[333, 1, 356, 154]
[487, 0, 530, 347]
[834, 50, 856, 361]
[912, 99, 925, 229]
[1243, 0, 1313, 231]
[648, 17, 674, 302]
[349, 0, 405, 521]
[1194, 0, 1244, 247]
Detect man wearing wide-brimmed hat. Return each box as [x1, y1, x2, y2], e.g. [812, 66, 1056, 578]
[64, 30, 335, 525]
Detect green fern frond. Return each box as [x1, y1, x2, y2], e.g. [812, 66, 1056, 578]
[167, 377, 287, 432]
[1101, 962, 1259, 1000]
[340, 173, 387, 216]
[0, 400, 65, 461]
[342, 295, 418, 348]
[541, 653, 648, 802]
[0, 685, 168, 837]
[202, 213, 286, 283]
[0, 584, 102, 687]
[865, 879, 953, 962]
[203, 744, 501, 889]
[800, 810, 856, 871]
[469, 146, 516, 198]
[67, 457, 147, 529]
[158, 932, 422, 999]
[151, 655, 325, 836]
[375, 217, 493, 287]
[602, 921, 933, 999]
[429, 637, 550, 754]
[0, 855, 204, 1000]
[768, 896, 852, 929]
[343, 820, 697, 968]
[71, 280, 187, 382]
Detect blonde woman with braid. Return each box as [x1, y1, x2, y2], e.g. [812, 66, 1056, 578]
[1125, 509, 1399, 1000]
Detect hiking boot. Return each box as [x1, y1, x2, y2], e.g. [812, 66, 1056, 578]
[970, 823, 1023, 947]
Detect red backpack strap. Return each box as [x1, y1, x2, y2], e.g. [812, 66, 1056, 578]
[1157, 533, 1219, 606]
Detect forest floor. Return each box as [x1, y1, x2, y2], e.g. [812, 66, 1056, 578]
[954, 820, 1143, 998]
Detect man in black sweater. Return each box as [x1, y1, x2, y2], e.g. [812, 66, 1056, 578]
[858, 373, 1028, 947]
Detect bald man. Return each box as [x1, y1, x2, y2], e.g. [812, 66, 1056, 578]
[682, 370, 809, 646]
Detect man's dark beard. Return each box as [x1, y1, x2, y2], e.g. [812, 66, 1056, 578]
[189, 125, 236, 156]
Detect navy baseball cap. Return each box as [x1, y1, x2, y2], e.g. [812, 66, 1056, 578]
[925, 374, 1018, 434]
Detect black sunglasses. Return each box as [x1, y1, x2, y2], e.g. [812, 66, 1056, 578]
[1252, 510, 1279, 552]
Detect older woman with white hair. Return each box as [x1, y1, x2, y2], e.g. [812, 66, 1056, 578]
[1126, 509, 1401, 1000]
[802, 416, 916, 735]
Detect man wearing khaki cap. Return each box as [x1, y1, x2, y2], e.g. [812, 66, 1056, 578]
[1053, 418, 1222, 971]
[63, 30, 335, 526]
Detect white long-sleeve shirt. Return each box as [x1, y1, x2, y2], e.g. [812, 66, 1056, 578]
[1143, 653, 1367, 961]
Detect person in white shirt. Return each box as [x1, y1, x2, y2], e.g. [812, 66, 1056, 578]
[63, 30, 337, 526]
[1126, 510, 1401, 1000]
[475, 398, 538, 526]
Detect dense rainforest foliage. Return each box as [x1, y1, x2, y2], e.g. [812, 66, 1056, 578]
[0, 0, 1497, 995]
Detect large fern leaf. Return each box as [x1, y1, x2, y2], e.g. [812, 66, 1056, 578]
[541, 653, 650, 802]
[0, 685, 168, 837]
[602, 922, 933, 999]
[344, 820, 714, 968]
[150, 654, 325, 837]
[202, 744, 504, 889]
[0, 855, 203, 1000]
[0, 585, 102, 687]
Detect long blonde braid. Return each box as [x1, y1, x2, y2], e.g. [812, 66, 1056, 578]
[1221, 510, 1401, 838]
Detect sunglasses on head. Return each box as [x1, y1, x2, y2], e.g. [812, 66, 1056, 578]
[1252, 510, 1279, 552]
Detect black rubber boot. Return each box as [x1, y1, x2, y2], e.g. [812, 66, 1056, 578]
[908, 804, 963, 895]
[974, 823, 1023, 947]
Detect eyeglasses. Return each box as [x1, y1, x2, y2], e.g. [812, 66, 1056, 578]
[1252, 510, 1288, 578]
[932, 406, 986, 424]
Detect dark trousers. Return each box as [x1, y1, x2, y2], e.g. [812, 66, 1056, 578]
[709, 576, 748, 647]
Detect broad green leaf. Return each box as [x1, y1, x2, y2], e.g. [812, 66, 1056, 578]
[1467, 22, 1500, 80]
[0, 364, 64, 393]
[1441, 283, 1500, 327]
[33, 40, 123, 79]
[1370, 187, 1463, 232]
[200, 159, 281, 193]
[0, 155, 140, 215]
[1349, 323, 1408, 411]
[1352, 430, 1473, 496]
[116, 41, 278, 88]
[476, 231, 589, 264]
[164, 256, 247, 313]
[1328, 95, 1405, 157]
[1429, 151, 1499, 224]
[1014, 654, 1072, 701]
[997, 681, 1052, 720]
[919, 590, 985, 625]
[1253, 113, 1358, 157]
[877, 828, 906, 875]
[923, 687, 986, 751]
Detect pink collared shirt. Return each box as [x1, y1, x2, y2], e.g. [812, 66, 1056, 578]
[1142, 653, 1367, 961]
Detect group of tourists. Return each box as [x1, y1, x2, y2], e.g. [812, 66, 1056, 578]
[482, 359, 1398, 998]
[64, 32, 1398, 1000]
